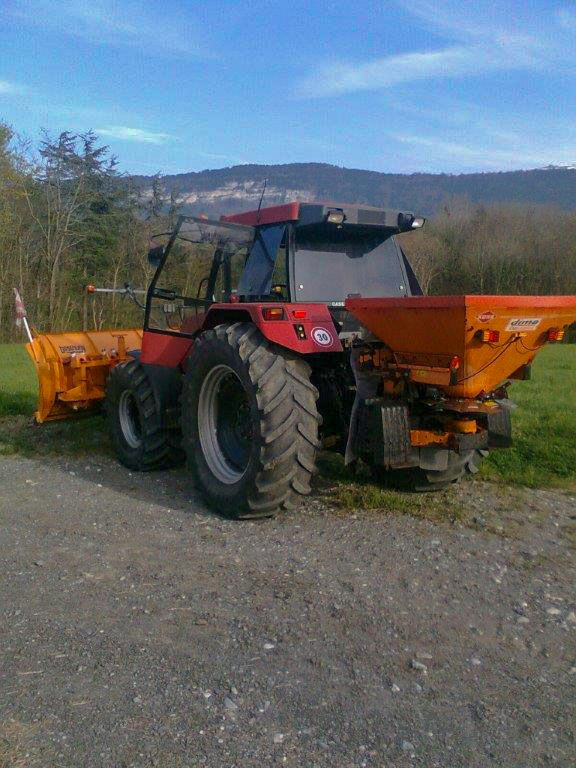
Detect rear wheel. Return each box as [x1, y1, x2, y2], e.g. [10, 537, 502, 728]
[106, 359, 183, 471]
[182, 323, 320, 518]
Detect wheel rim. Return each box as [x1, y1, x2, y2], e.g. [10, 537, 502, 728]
[198, 364, 252, 484]
[118, 390, 142, 449]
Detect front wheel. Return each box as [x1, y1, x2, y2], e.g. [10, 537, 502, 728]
[106, 359, 183, 471]
[182, 323, 320, 518]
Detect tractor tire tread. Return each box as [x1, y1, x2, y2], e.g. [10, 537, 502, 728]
[182, 322, 320, 518]
[106, 360, 184, 472]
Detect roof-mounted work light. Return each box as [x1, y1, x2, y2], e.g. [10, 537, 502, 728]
[325, 208, 346, 225]
[397, 213, 426, 231]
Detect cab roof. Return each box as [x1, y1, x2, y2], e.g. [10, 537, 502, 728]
[221, 201, 421, 231]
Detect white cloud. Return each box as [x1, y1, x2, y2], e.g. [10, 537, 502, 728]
[96, 126, 174, 144]
[297, 42, 538, 97]
[297, 0, 570, 98]
[0, 80, 26, 95]
[392, 132, 576, 172]
[556, 7, 576, 30]
[5, 0, 208, 58]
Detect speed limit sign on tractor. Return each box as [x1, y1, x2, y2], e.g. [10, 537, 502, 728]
[312, 327, 333, 346]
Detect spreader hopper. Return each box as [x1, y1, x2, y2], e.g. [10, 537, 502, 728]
[346, 295, 576, 398]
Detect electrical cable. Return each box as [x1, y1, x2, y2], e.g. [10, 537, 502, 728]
[455, 339, 517, 383]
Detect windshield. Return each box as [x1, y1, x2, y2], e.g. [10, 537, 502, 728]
[146, 216, 254, 335]
[293, 227, 409, 303]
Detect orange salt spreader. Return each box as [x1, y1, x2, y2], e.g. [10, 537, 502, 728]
[346, 295, 576, 398]
[343, 293, 576, 488]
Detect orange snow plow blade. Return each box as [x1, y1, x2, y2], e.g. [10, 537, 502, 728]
[26, 329, 143, 423]
[346, 295, 576, 399]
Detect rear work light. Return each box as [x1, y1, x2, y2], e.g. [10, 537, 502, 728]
[397, 213, 426, 231]
[478, 329, 500, 343]
[547, 328, 565, 342]
[325, 209, 345, 225]
[262, 307, 285, 321]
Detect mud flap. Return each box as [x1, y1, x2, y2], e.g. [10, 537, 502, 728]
[344, 346, 381, 465]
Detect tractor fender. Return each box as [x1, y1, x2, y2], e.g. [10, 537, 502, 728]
[140, 362, 183, 430]
[201, 303, 342, 354]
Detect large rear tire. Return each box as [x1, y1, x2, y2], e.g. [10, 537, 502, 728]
[106, 359, 183, 471]
[182, 323, 320, 518]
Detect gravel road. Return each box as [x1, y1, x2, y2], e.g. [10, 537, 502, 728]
[1, 455, 575, 767]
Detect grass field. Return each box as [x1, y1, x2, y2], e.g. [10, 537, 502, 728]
[0, 341, 574, 491]
[0, 343, 109, 458]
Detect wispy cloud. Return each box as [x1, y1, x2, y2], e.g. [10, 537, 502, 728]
[392, 129, 576, 172]
[5, 0, 208, 58]
[0, 79, 27, 95]
[296, 0, 568, 98]
[297, 44, 538, 97]
[557, 7, 576, 30]
[96, 126, 174, 144]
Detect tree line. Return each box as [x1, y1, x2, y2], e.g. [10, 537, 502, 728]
[0, 123, 178, 342]
[1, 122, 575, 343]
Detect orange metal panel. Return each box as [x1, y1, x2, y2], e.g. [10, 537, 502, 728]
[346, 295, 576, 398]
[26, 329, 142, 423]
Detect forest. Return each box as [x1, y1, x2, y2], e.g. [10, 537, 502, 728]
[1, 122, 575, 342]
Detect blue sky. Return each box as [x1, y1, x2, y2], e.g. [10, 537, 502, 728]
[1, 0, 576, 175]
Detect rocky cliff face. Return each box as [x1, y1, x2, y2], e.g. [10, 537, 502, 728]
[177, 181, 314, 213]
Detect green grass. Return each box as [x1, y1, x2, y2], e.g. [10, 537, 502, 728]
[316, 451, 466, 521]
[481, 344, 576, 490]
[0, 342, 574, 490]
[0, 343, 108, 457]
[0, 343, 38, 417]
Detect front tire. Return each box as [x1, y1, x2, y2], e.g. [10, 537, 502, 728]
[182, 323, 320, 518]
[106, 359, 183, 471]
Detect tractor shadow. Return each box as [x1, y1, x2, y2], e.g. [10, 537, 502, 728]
[69, 452, 245, 523]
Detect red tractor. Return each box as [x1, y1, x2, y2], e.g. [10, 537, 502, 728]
[102, 202, 576, 517]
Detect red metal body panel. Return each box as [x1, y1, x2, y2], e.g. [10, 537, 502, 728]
[222, 202, 301, 227]
[140, 303, 341, 367]
[204, 303, 342, 354]
[141, 331, 193, 367]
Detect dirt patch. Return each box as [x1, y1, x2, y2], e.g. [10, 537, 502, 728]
[0, 455, 575, 767]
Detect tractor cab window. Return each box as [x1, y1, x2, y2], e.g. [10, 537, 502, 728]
[146, 217, 254, 336]
[237, 224, 287, 300]
[293, 225, 411, 303]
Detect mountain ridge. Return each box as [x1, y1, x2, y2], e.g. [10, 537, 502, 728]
[130, 162, 576, 217]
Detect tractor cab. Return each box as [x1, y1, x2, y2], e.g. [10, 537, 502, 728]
[145, 202, 425, 340]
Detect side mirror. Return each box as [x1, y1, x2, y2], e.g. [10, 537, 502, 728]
[147, 244, 165, 267]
